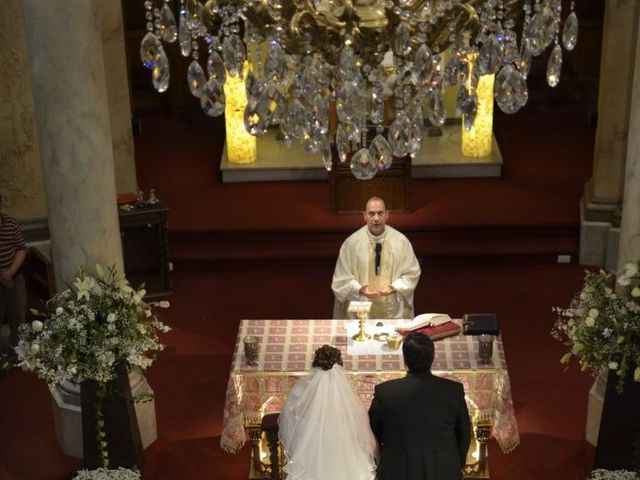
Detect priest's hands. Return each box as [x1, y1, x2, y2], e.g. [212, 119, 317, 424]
[379, 285, 397, 296]
[359, 285, 396, 298]
[359, 285, 380, 298]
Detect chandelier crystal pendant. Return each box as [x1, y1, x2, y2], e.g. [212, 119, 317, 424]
[140, 0, 579, 179]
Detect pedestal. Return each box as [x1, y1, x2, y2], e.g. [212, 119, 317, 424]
[51, 373, 157, 459]
[594, 368, 640, 470]
[586, 370, 607, 446]
[81, 364, 143, 469]
[579, 180, 621, 269]
[51, 380, 83, 458]
[129, 372, 157, 449]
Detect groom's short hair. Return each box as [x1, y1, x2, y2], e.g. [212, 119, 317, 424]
[403, 333, 435, 374]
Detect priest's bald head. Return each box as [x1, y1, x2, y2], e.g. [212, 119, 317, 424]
[363, 196, 389, 237]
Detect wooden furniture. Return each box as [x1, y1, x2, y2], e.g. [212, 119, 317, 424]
[329, 156, 412, 214]
[119, 200, 172, 297]
[23, 245, 56, 299]
[21, 200, 172, 298]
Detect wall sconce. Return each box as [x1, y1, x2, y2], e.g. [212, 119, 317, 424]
[462, 58, 494, 158]
[224, 65, 257, 164]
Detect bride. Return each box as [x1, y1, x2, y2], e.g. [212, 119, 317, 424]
[278, 345, 377, 480]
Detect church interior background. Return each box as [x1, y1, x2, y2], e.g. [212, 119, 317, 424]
[1, 0, 640, 478]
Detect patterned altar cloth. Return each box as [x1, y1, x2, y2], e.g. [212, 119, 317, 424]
[221, 319, 519, 454]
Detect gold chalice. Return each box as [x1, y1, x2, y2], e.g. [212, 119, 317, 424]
[352, 309, 371, 342]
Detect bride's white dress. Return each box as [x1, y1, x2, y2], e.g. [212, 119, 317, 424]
[278, 364, 377, 480]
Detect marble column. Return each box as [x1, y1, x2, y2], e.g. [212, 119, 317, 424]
[585, 6, 640, 446]
[22, 0, 155, 457]
[588, 20, 640, 452]
[22, 0, 123, 285]
[618, 16, 640, 269]
[97, 0, 138, 194]
[580, 0, 640, 268]
[0, 0, 46, 220]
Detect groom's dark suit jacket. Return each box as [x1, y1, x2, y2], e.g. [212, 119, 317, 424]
[369, 372, 471, 480]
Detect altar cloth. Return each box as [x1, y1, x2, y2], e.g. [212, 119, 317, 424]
[221, 319, 519, 454]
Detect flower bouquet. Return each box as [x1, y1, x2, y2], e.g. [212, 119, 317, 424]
[16, 264, 170, 387]
[552, 261, 640, 392]
[15, 264, 170, 468]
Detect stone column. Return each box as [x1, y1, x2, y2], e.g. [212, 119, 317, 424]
[618, 17, 640, 269]
[22, 0, 123, 286]
[97, 0, 138, 194]
[585, 6, 640, 446]
[580, 0, 640, 269]
[22, 0, 155, 457]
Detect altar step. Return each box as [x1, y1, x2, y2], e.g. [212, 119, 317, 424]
[169, 224, 578, 270]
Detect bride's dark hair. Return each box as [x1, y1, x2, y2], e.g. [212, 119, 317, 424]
[312, 345, 343, 370]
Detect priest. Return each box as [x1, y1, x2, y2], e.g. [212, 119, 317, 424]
[332, 196, 421, 319]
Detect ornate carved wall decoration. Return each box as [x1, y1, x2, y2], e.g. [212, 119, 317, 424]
[0, 0, 46, 218]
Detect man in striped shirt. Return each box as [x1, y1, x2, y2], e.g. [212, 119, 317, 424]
[0, 195, 27, 352]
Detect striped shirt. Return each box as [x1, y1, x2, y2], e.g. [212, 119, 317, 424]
[0, 214, 26, 271]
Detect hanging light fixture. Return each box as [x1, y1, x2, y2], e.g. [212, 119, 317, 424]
[139, 0, 579, 179]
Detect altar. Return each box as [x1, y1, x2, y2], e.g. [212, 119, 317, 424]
[221, 319, 520, 478]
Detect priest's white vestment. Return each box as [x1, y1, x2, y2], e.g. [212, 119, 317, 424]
[331, 225, 421, 319]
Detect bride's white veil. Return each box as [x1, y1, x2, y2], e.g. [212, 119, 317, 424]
[278, 364, 377, 480]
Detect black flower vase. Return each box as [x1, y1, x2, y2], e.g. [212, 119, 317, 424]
[594, 366, 640, 471]
[81, 363, 144, 470]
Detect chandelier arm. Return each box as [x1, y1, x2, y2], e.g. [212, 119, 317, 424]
[349, 0, 389, 31]
[402, 0, 432, 14]
[289, 8, 344, 58]
[305, 0, 348, 30]
[425, 2, 481, 53]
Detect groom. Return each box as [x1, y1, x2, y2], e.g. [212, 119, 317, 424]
[368, 332, 471, 479]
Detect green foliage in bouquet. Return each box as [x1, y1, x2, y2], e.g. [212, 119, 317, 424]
[15, 264, 170, 386]
[552, 261, 640, 392]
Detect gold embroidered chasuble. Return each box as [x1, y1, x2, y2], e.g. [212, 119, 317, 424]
[332, 225, 421, 320]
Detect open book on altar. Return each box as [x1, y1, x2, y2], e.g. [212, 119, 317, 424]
[395, 313, 462, 341]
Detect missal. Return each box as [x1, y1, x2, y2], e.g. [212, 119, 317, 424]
[395, 313, 462, 341]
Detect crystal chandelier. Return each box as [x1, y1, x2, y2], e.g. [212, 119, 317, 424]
[139, 0, 578, 179]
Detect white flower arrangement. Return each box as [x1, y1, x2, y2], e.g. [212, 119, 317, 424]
[72, 467, 142, 480]
[15, 265, 170, 387]
[587, 469, 639, 480]
[552, 261, 640, 392]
